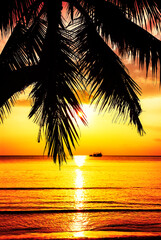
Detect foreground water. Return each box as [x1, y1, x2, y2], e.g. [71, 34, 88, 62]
[0, 155, 161, 239]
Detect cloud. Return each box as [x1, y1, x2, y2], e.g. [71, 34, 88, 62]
[122, 59, 161, 99]
[14, 86, 33, 107]
[15, 90, 91, 106]
[15, 99, 32, 107]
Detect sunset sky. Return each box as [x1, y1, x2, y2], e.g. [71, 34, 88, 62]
[0, 33, 161, 156]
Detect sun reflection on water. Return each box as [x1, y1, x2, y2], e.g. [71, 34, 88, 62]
[75, 169, 83, 188]
[69, 156, 88, 236]
[75, 169, 84, 209]
[74, 156, 86, 210]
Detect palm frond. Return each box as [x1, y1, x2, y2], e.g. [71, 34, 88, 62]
[75, 0, 161, 28]
[73, 0, 161, 81]
[109, 0, 161, 30]
[0, 12, 47, 122]
[1, 16, 47, 70]
[88, 1, 161, 80]
[0, 0, 45, 32]
[0, 94, 18, 124]
[0, 66, 39, 123]
[29, 22, 86, 163]
[74, 17, 144, 134]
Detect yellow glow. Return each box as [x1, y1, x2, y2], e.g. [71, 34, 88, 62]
[73, 231, 85, 238]
[75, 169, 84, 189]
[76, 104, 94, 125]
[74, 155, 86, 167]
[78, 111, 84, 118]
[1, 80, 161, 156]
[0, 106, 44, 155]
[81, 104, 93, 122]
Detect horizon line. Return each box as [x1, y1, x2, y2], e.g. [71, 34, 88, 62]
[0, 154, 161, 158]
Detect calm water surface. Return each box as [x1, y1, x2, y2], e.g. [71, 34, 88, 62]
[0, 155, 161, 239]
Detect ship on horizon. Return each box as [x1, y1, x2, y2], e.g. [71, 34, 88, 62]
[89, 152, 102, 157]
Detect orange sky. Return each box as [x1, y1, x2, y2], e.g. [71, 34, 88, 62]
[0, 29, 161, 156]
[0, 62, 161, 156]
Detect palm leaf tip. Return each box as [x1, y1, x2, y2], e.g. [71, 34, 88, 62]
[27, 20, 88, 164]
[43, 106, 81, 164]
[128, 98, 145, 135]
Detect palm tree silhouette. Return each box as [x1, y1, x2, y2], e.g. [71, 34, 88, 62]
[0, 0, 160, 164]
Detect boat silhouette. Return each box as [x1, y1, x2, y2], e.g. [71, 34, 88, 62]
[89, 152, 102, 157]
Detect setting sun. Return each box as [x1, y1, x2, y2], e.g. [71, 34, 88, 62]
[74, 155, 86, 167]
[78, 111, 84, 118]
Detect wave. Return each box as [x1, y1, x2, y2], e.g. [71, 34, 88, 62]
[93, 222, 161, 229]
[0, 208, 161, 214]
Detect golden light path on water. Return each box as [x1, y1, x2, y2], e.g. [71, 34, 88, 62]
[75, 169, 84, 209]
[70, 155, 88, 237]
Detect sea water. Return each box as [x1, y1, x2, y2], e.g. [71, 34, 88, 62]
[0, 155, 161, 239]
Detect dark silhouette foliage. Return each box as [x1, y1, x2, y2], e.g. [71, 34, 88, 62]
[0, 0, 161, 164]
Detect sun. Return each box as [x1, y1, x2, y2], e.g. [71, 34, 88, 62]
[78, 111, 84, 118]
[74, 155, 86, 167]
[76, 104, 94, 124]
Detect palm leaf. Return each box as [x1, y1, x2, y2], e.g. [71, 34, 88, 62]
[75, 0, 161, 28]
[0, 0, 44, 32]
[74, 17, 144, 134]
[0, 15, 47, 70]
[29, 20, 86, 163]
[0, 66, 39, 123]
[87, 1, 161, 80]
[108, 0, 161, 29]
[72, 0, 161, 80]
[0, 11, 47, 122]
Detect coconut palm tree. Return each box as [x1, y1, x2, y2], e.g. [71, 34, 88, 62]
[0, 0, 161, 164]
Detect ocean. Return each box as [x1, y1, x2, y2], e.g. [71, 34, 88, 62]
[0, 155, 161, 239]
